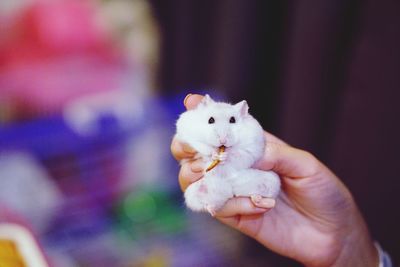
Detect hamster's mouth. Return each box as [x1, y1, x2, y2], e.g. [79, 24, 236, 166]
[213, 144, 230, 149]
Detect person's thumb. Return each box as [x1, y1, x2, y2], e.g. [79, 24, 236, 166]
[183, 94, 204, 110]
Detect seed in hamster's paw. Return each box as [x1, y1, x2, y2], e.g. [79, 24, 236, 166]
[207, 146, 226, 172]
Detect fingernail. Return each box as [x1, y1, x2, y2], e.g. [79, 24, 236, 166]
[191, 160, 204, 173]
[183, 94, 193, 107]
[182, 143, 196, 154]
[258, 198, 276, 208]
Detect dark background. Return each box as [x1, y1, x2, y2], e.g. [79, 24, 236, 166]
[150, 0, 400, 265]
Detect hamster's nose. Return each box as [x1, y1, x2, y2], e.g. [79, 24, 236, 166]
[219, 137, 227, 145]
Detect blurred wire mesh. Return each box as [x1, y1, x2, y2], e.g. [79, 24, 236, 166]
[0, 1, 247, 266]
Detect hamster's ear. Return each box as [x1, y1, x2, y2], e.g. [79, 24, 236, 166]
[198, 94, 214, 107]
[235, 100, 249, 116]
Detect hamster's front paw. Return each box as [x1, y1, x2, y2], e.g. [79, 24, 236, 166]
[211, 151, 227, 163]
[211, 151, 219, 161]
[218, 152, 227, 163]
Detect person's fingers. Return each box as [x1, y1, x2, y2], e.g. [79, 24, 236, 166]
[254, 142, 322, 179]
[190, 159, 204, 173]
[183, 94, 204, 110]
[217, 214, 264, 239]
[250, 195, 276, 209]
[178, 160, 204, 191]
[264, 132, 288, 146]
[171, 136, 196, 161]
[214, 197, 271, 217]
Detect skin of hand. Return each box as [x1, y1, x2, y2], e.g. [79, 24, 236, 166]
[171, 94, 379, 267]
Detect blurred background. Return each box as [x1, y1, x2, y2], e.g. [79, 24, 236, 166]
[0, 0, 399, 266]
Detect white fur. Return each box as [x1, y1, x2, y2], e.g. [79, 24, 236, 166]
[231, 169, 280, 198]
[175, 95, 281, 214]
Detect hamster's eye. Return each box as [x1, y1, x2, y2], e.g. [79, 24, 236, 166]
[229, 116, 236, 123]
[208, 117, 215, 124]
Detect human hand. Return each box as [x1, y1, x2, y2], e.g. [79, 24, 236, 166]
[171, 94, 378, 267]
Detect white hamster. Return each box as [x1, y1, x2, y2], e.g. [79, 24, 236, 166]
[175, 94, 280, 215]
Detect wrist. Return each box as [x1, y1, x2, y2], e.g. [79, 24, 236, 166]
[329, 212, 378, 267]
[375, 242, 393, 267]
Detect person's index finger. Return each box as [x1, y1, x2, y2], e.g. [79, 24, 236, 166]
[254, 142, 322, 179]
[214, 197, 270, 217]
[184, 94, 204, 110]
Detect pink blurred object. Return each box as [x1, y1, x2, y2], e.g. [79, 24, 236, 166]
[0, 0, 132, 119]
[24, 1, 107, 53]
[1, 0, 112, 61]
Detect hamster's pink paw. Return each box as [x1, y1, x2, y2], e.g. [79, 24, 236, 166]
[218, 152, 228, 163]
[250, 194, 262, 204]
[211, 151, 219, 161]
[206, 204, 217, 217]
[212, 151, 227, 163]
